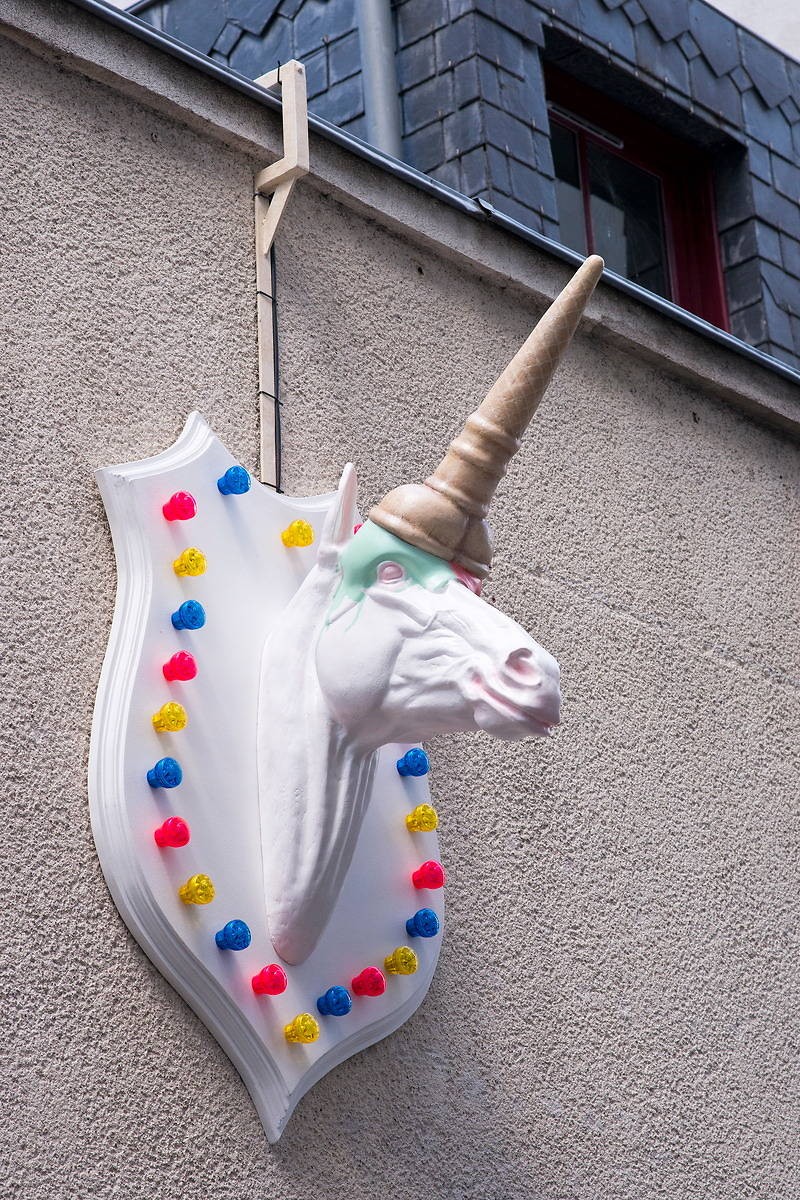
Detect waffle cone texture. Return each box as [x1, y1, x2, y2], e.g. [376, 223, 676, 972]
[369, 254, 604, 577]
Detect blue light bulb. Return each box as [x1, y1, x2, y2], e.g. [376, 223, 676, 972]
[215, 920, 252, 951]
[316, 985, 352, 1017]
[146, 757, 183, 789]
[171, 600, 206, 630]
[217, 466, 251, 496]
[406, 908, 440, 938]
[396, 748, 430, 777]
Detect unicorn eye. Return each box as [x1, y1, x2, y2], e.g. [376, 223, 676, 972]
[377, 561, 406, 584]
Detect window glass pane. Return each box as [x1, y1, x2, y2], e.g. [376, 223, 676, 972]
[586, 142, 670, 298]
[551, 121, 587, 256]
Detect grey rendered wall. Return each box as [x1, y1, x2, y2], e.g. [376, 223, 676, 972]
[1, 7, 798, 1200]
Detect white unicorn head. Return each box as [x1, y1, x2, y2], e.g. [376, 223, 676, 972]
[258, 256, 603, 965]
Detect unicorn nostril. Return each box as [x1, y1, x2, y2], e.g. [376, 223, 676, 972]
[505, 649, 540, 682]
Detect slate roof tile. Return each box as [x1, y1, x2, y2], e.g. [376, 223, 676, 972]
[729, 65, 753, 93]
[752, 177, 800, 236]
[230, 21, 292, 77]
[635, 22, 689, 93]
[678, 31, 701, 60]
[227, 0, 281, 36]
[730, 301, 767, 345]
[637, 0, 690, 43]
[163, 0, 225, 55]
[622, 1, 648, 27]
[688, 0, 739, 78]
[771, 153, 800, 203]
[213, 21, 244, 57]
[779, 96, 800, 125]
[740, 28, 790, 110]
[576, 0, 636, 58]
[491, 0, 545, 46]
[689, 56, 741, 126]
[781, 234, 800, 280]
[748, 140, 772, 184]
[743, 89, 794, 158]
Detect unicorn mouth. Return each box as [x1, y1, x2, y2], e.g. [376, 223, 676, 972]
[468, 673, 560, 737]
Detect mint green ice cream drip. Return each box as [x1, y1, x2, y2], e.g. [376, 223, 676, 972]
[329, 521, 455, 616]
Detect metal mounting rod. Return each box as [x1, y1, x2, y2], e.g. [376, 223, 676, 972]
[254, 60, 310, 488]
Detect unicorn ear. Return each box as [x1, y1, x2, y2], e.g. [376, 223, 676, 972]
[317, 463, 358, 567]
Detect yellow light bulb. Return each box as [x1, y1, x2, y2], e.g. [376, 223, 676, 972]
[178, 873, 215, 905]
[281, 520, 314, 548]
[173, 548, 207, 577]
[405, 803, 439, 833]
[384, 946, 418, 976]
[284, 1013, 320, 1044]
[152, 702, 187, 733]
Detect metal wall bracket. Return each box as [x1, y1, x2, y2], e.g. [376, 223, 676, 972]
[254, 60, 310, 488]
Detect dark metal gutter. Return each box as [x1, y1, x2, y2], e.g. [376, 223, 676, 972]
[65, 0, 800, 389]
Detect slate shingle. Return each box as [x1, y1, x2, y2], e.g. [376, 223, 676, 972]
[213, 21, 244, 57]
[780, 234, 800, 279]
[227, 0, 281, 36]
[443, 101, 485, 158]
[402, 73, 454, 135]
[635, 22, 689, 94]
[739, 28, 790, 110]
[730, 301, 767, 345]
[772, 153, 800, 203]
[779, 96, 800, 125]
[575, 0, 636, 58]
[435, 14, 478, 69]
[313, 73, 363, 125]
[475, 13, 525, 77]
[678, 31, 701, 60]
[396, 0, 450, 48]
[752, 178, 800, 236]
[293, 0, 356, 59]
[304, 45, 328, 98]
[729, 65, 752, 93]
[403, 122, 446, 173]
[453, 56, 481, 107]
[163, 0, 225, 54]
[689, 56, 741, 126]
[460, 146, 490, 194]
[230, 22, 292, 77]
[492, 192, 543, 228]
[623, 2, 648, 27]
[484, 102, 536, 162]
[688, 1, 738, 79]
[725, 257, 763, 313]
[398, 37, 437, 91]
[637, 0, 690, 42]
[743, 90, 794, 158]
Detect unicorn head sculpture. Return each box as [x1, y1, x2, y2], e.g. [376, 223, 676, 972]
[259, 254, 604, 964]
[90, 254, 603, 1139]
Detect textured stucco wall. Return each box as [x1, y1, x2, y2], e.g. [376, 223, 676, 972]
[1, 8, 798, 1200]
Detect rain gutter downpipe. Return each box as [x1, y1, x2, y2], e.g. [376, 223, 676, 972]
[356, 0, 403, 159]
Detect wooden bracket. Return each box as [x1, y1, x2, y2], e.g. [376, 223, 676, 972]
[254, 60, 309, 488]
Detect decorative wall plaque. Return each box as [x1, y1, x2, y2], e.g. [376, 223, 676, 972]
[89, 255, 603, 1139]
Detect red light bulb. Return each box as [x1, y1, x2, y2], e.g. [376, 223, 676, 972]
[351, 967, 386, 997]
[154, 817, 190, 848]
[163, 652, 197, 682]
[162, 492, 197, 521]
[252, 965, 288, 996]
[411, 860, 446, 889]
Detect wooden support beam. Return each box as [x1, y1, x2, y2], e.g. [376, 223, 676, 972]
[253, 60, 309, 488]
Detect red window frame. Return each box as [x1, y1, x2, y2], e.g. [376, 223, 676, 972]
[545, 65, 729, 330]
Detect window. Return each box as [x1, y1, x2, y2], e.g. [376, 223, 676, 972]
[545, 66, 729, 329]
